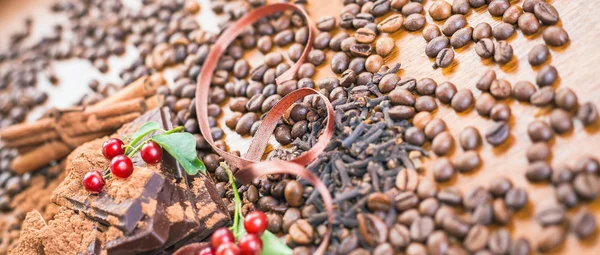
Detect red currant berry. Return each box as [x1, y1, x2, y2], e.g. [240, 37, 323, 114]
[102, 138, 124, 159]
[211, 227, 235, 251]
[198, 247, 214, 255]
[141, 141, 163, 164]
[215, 243, 240, 255]
[110, 155, 134, 178]
[83, 171, 105, 193]
[238, 234, 262, 255]
[244, 211, 268, 235]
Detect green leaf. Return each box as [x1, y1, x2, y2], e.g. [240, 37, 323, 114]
[151, 133, 206, 175]
[126, 121, 161, 154]
[234, 215, 293, 255]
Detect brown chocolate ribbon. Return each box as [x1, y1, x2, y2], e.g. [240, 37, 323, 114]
[194, 3, 334, 255]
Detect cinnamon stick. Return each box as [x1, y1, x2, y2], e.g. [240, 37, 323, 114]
[0, 118, 54, 140]
[83, 97, 146, 119]
[61, 112, 141, 137]
[87, 73, 163, 111]
[3, 130, 59, 148]
[10, 141, 71, 175]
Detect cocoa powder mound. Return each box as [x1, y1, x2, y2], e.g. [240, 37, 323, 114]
[41, 209, 100, 254]
[9, 211, 46, 255]
[166, 203, 185, 223]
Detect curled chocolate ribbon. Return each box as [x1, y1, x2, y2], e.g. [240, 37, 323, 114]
[194, 3, 334, 255]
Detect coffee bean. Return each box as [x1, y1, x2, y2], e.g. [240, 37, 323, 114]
[435, 82, 457, 104]
[379, 73, 400, 93]
[489, 80, 511, 100]
[493, 198, 512, 225]
[235, 112, 258, 135]
[427, 230, 449, 255]
[378, 15, 403, 33]
[573, 173, 599, 200]
[396, 168, 419, 192]
[410, 216, 435, 242]
[488, 228, 511, 254]
[459, 127, 482, 150]
[526, 161, 552, 182]
[417, 179, 438, 199]
[413, 112, 433, 130]
[464, 186, 491, 210]
[442, 215, 470, 238]
[543, 26, 569, 47]
[406, 243, 428, 255]
[554, 88, 578, 111]
[353, 13, 374, 29]
[556, 183, 578, 208]
[365, 55, 384, 73]
[475, 38, 495, 59]
[450, 27, 473, 48]
[422, 24, 442, 42]
[442, 14, 467, 36]
[523, 0, 544, 12]
[432, 131, 454, 156]
[389, 88, 415, 106]
[371, 0, 392, 17]
[578, 102, 599, 126]
[534, 2, 560, 25]
[518, 13, 541, 35]
[526, 142, 551, 162]
[350, 44, 373, 57]
[536, 65, 559, 87]
[355, 27, 377, 44]
[429, 1, 452, 21]
[471, 203, 492, 226]
[537, 205, 566, 226]
[552, 166, 575, 184]
[274, 29, 294, 46]
[486, 121, 510, 146]
[399, 208, 420, 226]
[503, 5, 523, 24]
[575, 156, 600, 175]
[275, 125, 293, 145]
[415, 96, 438, 112]
[331, 52, 350, 74]
[504, 187, 528, 210]
[365, 192, 391, 212]
[438, 187, 463, 206]
[509, 82, 535, 103]
[434, 48, 455, 68]
[493, 22, 515, 40]
[426, 36, 450, 58]
[330, 32, 349, 51]
[537, 225, 566, 252]
[451, 89, 474, 112]
[389, 224, 411, 248]
[454, 151, 481, 172]
[550, 109, 572, 134]
[494, 40, 513, 64]
[490, 103, 511, 121]
[469, 0, 486, 7]
[476, 69, 496, 92]
[432, 157, 455, 182]
[530, 87, 554, 107]
[487, 177, 512, 198]
[528, 44, 550, 66]
[572, 210, 597, 239]
[314, 32, 332, 49]
[389, 105, 416, 120]
[402, 2, 424, 16]
[424, 118, 447, 140]
[316, 16, 336, 31]
[452, 0, 471, 15]
[376, 37, 395, 57]
[404, 14, 426, 31]
[415, 78, 436, 95]
[464, 224, 489, 252]
[265, 52, 283, 67]
[473, 23, 492, 41]
[394, 191, 420, 211]
[434, 206, 455, 227]
[349, 57, 366, 74]
[510, 238, 531, 255]
[290, 219, 315, 245]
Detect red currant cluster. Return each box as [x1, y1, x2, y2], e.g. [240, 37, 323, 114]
[200, 211, 268, 255]
[82, 138, 163, 193]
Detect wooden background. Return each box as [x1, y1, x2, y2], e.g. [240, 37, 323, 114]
[1, 0, 600, 254]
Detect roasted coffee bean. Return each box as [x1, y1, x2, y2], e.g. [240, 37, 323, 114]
[543, 26, 569, 47]
[275, 125, 293, 145]
[572, 210, 597, 239]
[330, 52, 350, 74]
[230, 97, 249, 112]
[476, 69, 496, 92]
[425, 118, 447, 140]
[530, 87, 555, 107]
[435, 82, 457, 104]
[526, 142, 551, 162]
[434, 206, 455, 228]
[378, 73, 400, 93]
[518, 12, 540, 35]
[375, 37, 395, 57]
[442, 215, 470, 238]
[417, 179, 438, 199]
[235, 112, 258, 135]
[550, 109, 573, 134]
[510, 238, 531, 255]
[433, 158, 455, 182]
[415, 96, 438, 112]
[490, 79, 512, 99]
[399, 209, 420, 226]
[415, 78, 437, 95]
[413, 112, 433, 129]
[451, 89, 474, 112]
[490, 103, 511, 121]
[410, 216, 435, 242]
[316, 16, 336, 31]
[291, 120, 308, 138]
[554, 88, 578, 111]
[330, 32, 349, 51]
[353, 13, 375, 28]
[274, 29, 294, 46]
[395, 191, 420, 211]
[389, 224, 411, 248]
[452, 0, 470, 15]
[298, 63, 316, 79]
[442, 14, 467, 36]
[426, 36, 450, 58]
[523, 0, 544, 12]
[510, 81, 535, 102]
[438, 187, 463, 206]
[348, 57, 366, 74]
[526, 161, 552, 182]
[391, 0, 409, 10]
[459, 127, 482, 150]
[536, 65, 559, 86]
[486, 121, 510, 146]
[406, 243, 428, 255]
[367, 192, 392, 212]
[503, 5, 523, 24]
[355, 27, 377, 44]
[464, 186, 491, 210]
[432, 131, 454, 156]
[534, 2, 560, 25]
[464, 224, 489, 252]
[475, 38, 495, 59]
[488, 0, 509, 16]
[528, 44, 550, 66]
[528, 120, 553, 142]
[471, 203, 493, 226]
[537, 205, 566, 226]
[429, 1, 452, 21]
[365, 55, 384, 73]
[537, 225, 566, 252]
[404, 13, 426, 31]
[265, 52, 283, 67]
[288, 44, 303, 61]
[284, 180, 304, 207]
[396, 168, 419, 192]
[578, 102, 599, 126]
[552, 166, 575, 184]
[422, 24, 442, 42]
[486, 177, 511, 198]
[573, 173, 599, 200]
[402, 2, 424, 16]
[389, 105, 416, 120]
[493, 22, 515, 40]
[473, 23, 492, 41]
[350, 44, 373, 57]
[378, 15, 403, 33]
[314, 32, 332, 49]
[494, 40, 513, 64]
[493, 199, 512, 225]
[556, 183, 578, 208]
[434, 48, 455, 68]
[450, 27, 473, 48]
[290, 219, 315, 245]
[399, 77, 417, 91]
[469, 0, 486, 7]
[427, 230, 449, 255]
[505, 187, 528, 210]
[454, 151, 481, 172]
[389, 88, 416, 106]
[371, 0, 392, 17]
[488, 228, 511, 254]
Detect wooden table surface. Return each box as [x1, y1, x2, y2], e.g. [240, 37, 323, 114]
[2, 0, 600, 254]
